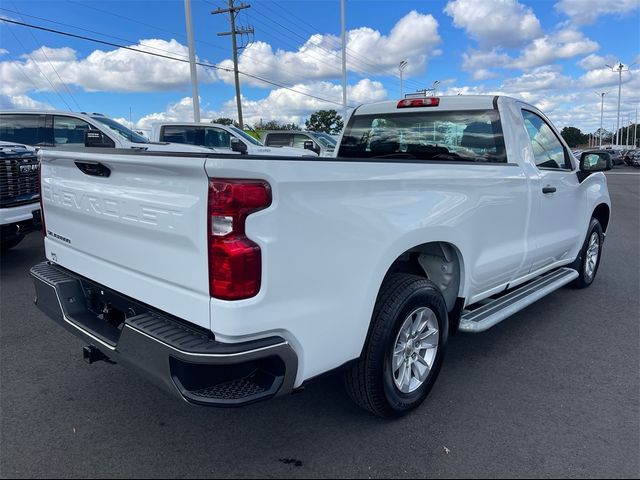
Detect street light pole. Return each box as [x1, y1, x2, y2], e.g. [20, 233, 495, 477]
[341, 0, 347, 120]
[184, 0, 200, 122]
[595, 91, 606, 148]
[606, 61, 637, 146]
[633, 108, 638, 148]
[399, 60, 408, 99]
[626, 115, 631, 147]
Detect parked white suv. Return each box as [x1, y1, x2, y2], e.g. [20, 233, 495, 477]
[0, 111, 219, 153]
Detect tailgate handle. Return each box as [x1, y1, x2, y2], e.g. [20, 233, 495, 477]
[75, 161, 111, 178]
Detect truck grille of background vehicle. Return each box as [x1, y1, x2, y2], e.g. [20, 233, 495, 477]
[0, 153, 40, 208]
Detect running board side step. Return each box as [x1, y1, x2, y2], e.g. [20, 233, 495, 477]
[459, 268, 579, 333]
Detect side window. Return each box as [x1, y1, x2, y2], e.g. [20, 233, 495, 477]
[0, 114, 48, 146]
[264, 133, 292, 147]
[521, 110, 571, 170]
[292, 134, 316, 150]
[204, 128, 231, 148]
[161, 126, 198, 145]
[53, 116, 93, 146]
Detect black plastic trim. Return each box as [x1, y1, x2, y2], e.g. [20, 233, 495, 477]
[30, 261, 298, 407]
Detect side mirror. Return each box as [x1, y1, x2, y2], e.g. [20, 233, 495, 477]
[578, 152, 612, 182]
[580, 152, 613, 171]
[303, 140, 318, 153]
[84, 130, 115, 148]
[231, 137, 248, 154]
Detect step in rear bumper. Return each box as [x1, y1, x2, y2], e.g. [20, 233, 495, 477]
[30, 261, 298, 407]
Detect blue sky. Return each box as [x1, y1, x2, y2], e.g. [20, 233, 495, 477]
[1, 0, 639, 134]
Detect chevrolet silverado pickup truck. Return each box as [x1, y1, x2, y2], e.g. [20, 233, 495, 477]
[30, 95, 612, 417]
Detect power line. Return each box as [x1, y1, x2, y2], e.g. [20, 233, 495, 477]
[9, 1, 82, 110]
[256, 0, 426, 92]
[4, 23, 73, 110]
[1, 6, 349, 104]
[0, 17, 354, 108]
[213, 0, 254, 127]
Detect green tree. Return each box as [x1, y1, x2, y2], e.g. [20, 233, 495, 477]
[253, 119, 300, 131]
[560, 126, 588, 148]
[305, 109, 344, 134]
[211, 117, 239, 127]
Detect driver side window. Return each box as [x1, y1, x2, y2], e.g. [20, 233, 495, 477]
[522, 110, 571, 170]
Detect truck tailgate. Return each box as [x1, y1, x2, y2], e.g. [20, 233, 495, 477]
[39, 150, 211, 329]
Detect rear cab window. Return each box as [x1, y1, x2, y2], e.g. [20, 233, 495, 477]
[338, 110, 506, 163]
[161, 126, 200, 145]
[0, 114, 49, 146]
[264, 133, 293, 147]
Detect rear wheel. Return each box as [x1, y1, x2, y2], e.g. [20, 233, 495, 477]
[570, 218, 603, 288]
[344, 274, 448, 418]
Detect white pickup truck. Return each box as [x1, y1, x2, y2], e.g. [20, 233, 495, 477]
[149, 122, 316, 157]
[31, 95, 612, 417]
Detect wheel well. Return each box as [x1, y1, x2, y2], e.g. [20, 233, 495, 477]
[385, 242, 463, 313]
[593, 204, 610, 233]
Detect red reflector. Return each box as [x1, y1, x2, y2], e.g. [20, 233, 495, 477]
[208, 179, 271, 300]
[397, 97, 440, 108]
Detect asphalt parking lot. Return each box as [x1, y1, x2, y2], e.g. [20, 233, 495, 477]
[1, 169, 639, 479]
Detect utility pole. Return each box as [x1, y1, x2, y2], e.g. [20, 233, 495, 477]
[212, 1, 253, 128]
[595, 91, 606, 148]
[184, 0, 200, 122]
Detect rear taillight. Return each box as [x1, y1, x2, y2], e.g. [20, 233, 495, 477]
[397, 97, 440, 108]
[208, 179, 272, 300]
[38, 162, 46, 236]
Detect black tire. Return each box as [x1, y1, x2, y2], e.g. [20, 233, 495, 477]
[344, 274, 448, 418]
[570, 218, 604, 288]
[1, 235, 24, 251]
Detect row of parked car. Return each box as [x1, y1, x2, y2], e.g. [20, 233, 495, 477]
[0, 109, 341, 250]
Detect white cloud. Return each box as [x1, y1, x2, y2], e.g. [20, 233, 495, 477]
[462, 49, 511, 79]
[218, 11, 441, 87]
[0, 94, 53, 110]
[444, 0, 542, 48]
[578, 64, 639, 88]
[135, 79, 387, 130]
[501, 67, 573, 93]
[555, 0, 640, 24]
[0, 48, 8, 56]
[0, 40, 219, 95]
[513, 29, 599, 69]
[578, 53, 619, 70]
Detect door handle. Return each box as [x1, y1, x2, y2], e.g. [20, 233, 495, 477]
[542, 186, 557, 194]
[75, 161, 111, 178]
